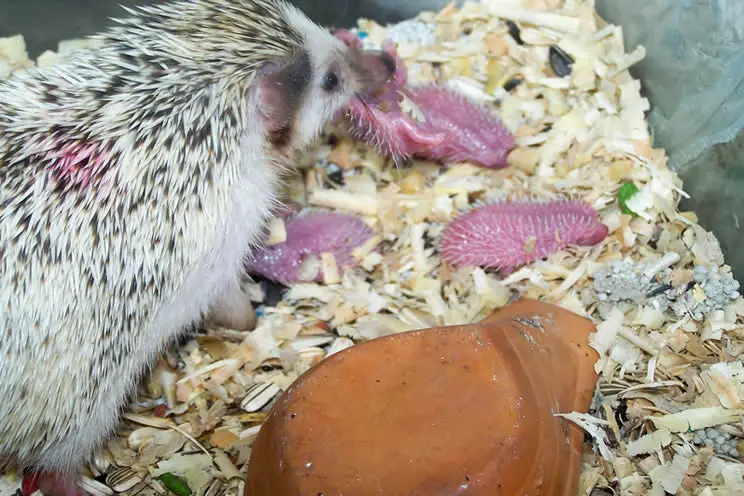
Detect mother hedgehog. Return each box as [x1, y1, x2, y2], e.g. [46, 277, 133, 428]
[0, 1, 395, 494]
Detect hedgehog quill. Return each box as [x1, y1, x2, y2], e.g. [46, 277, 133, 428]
[0, 1, 395, 495]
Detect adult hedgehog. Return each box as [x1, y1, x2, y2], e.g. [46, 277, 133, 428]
[0, 1, 395, 494]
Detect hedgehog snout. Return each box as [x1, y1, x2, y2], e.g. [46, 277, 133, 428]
[356, 50, 396, 95]
[379, 52, 397, 81]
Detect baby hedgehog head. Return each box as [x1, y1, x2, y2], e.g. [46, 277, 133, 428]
[84, 0, 398, 155]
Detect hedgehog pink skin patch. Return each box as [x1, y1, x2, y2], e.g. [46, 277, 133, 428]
[22, 471, 88, 496]
[335, 29, 515, 169]
[43, 136, 110, 191]
[245, 209, 376, 285]
[439, 199, 609, 274]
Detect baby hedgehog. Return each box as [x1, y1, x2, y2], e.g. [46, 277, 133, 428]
[0, 1, 395, 494]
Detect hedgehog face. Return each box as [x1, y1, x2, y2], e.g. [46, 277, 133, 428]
[292, 43, 395, 149]
[268, 4, 396, 152]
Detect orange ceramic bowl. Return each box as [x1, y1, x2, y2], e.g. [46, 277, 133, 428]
[245, 298, 599, 496]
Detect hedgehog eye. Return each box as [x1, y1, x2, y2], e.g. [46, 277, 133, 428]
[321, 71, 339, 92]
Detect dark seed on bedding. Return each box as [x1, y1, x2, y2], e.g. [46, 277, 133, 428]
[506, 20, 523, 45]
[549, 45, 575, 77]
[327, 164, 345, 185]
[503, 78, 522, 91]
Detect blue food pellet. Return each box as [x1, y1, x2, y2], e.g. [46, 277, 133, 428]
[358, 32, 368, 39]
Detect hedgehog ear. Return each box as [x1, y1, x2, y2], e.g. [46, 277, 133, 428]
[334, 28, 363, 49]
[255, 51, 313, 134]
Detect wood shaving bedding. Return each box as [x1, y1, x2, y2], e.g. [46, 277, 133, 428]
[1, 1, 743, 495]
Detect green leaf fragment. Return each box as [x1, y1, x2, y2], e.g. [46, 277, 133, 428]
[158, 473, 192, 496]
[618, 182, 640, 216]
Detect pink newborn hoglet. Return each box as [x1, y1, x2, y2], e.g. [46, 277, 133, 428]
[335, 29, 514, 168]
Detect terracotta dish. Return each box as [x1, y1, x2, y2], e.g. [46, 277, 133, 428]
[245, 298, 599, 495]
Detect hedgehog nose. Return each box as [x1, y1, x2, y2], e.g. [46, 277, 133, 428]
[379, 51, 396, 80]
[359, 49, 397, 91]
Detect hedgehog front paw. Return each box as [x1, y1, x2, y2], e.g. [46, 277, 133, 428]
[208, 289, 258, 331]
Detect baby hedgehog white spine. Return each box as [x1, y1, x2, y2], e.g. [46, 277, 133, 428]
[0, 0, 394, 484]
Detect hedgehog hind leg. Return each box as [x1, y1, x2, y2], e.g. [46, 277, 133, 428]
[23, 470, 90, 496]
